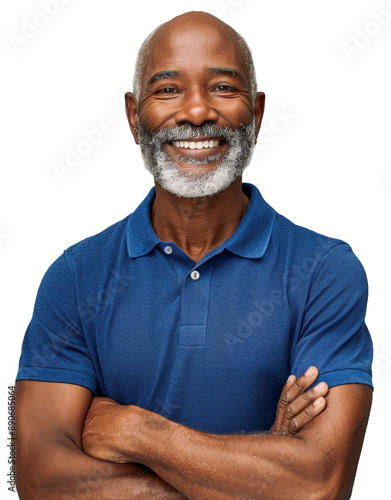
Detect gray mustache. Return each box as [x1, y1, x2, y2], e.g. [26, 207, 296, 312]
[137, 122, 245, 146]
[157, 124, 237, 142]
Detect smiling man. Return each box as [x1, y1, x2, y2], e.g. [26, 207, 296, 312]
[15, 11, 373, 500]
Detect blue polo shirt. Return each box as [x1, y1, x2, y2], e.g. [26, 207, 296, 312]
[16, 183, 373, 433]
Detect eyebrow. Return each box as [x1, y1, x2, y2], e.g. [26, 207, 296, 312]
[208, 67, 245, 84]
[147, 67, 246, 86]
[148, 71, 180, 85]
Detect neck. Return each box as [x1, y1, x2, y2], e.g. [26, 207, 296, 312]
[150, 178, 249, 262]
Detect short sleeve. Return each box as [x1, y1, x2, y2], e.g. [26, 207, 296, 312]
[290, 243, 373, 389]
[16, 252, 98, 393]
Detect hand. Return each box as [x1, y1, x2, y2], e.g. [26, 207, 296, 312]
[82, 397, 139, 463]
[270, 366, 328, 436]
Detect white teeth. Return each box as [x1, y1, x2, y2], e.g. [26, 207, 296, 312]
[172, 139, 222, 149]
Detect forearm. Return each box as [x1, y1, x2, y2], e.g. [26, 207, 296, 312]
[16, 439, 185, 500]
[82, 375, 369, 499]
[132, 414, 325, 500]
[82, 369, 337, 499]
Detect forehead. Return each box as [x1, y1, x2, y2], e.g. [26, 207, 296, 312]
[144, 19, 248, 83]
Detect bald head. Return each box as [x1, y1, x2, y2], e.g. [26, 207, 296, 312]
[132, 11, 257, 105]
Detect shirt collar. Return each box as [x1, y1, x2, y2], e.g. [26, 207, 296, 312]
[126, 183, 275, 260]
[126, 187, 160, 258]
[223, 183, 275, 259]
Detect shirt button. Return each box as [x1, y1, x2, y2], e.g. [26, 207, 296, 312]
[164, 246, 173, 255]
[190, 270, 200, 281]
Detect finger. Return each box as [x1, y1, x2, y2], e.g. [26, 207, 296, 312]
[279, 367, 321, 430]
[281, 374, 297, 395]
[284, 381, 328, 424]
[272, 375, 297, 430]
[287, 396, 327, 435]
[283, 366, 319, 406]
[276, 375, 297, 416]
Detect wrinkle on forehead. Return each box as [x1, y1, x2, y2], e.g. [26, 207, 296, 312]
[142, 11, 250, 91]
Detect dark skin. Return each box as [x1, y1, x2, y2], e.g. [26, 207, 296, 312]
[15, 369, 328, 499]
[15, 11, 372, 500]
[126, 11, 265, 262]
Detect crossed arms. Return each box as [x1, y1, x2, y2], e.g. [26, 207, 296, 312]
[15, 367, 372, 499]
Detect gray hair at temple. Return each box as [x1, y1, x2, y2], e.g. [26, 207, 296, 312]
[132, 18, 258, 107]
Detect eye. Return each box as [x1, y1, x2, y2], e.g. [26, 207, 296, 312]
[156, 87, 178, 94]
[213, 84, 236, 92]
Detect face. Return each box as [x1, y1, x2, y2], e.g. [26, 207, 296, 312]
[127, 14, 265, 198]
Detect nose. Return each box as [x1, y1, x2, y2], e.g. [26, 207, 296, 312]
[174, 89, 219, 126]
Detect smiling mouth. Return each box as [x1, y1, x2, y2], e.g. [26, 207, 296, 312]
[169, 139, 225, 150]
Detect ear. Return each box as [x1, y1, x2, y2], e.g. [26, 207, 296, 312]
[254, 92, 265, 141]
[125, 92, 140, 144]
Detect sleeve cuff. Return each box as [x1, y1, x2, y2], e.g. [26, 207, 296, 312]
[313, 368, 373, 391]
[16, 366, 98, 394]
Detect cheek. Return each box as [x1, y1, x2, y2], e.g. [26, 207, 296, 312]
[138, 100, 176, 131]
[217, 98, 254, 126]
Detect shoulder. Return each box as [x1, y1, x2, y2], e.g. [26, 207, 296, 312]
[273, 211, 366, 278]
[273, 211, 343, 255]
[63, 187, 155, 269]
[64, 215, 131, 264]
[245, 183, 348, 262]
[60, 214, 136, 289]
[36, 215, 132, 301]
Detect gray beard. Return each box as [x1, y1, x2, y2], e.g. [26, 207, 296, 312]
[136, 120, 256, 198]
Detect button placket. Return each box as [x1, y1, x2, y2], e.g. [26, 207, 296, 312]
[179, 259, 217, 346]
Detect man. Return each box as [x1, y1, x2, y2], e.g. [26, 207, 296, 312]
[15, 11, 373, 499]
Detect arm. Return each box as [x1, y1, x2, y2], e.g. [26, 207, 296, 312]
[15, 370, 323, 499]
[83, 379, 372, 500]
[15, 380, 185, 499]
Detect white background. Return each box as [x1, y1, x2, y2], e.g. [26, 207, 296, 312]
[1, 0, 391, 498]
